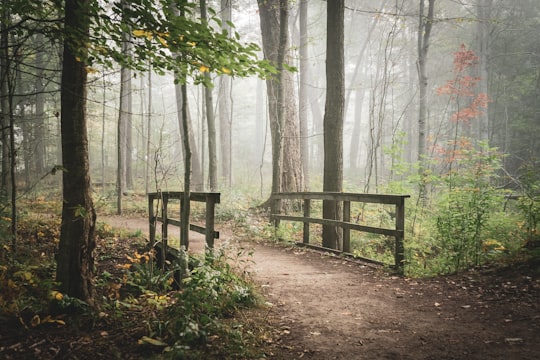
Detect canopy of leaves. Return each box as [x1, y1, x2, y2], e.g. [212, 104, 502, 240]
[90, 0, 275, 86]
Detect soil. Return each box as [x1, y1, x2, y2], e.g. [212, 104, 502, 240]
[1, 214, 539, 359]
[102, 215, 540, 360]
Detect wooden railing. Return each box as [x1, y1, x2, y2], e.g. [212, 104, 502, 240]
[272, 192, 409, 274]
[148, 191, 220, 253]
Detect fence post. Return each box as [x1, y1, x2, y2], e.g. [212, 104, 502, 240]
[303, 199, 311, 244]
[273, 194, 281, 228]
[148, 194, 156, 246]
[343, 200, 351, 253]
[161, 194, 169, 270]
[180, 195, 189, 249]
[395, 198, 405, 275]
[205, 195, 216, 249]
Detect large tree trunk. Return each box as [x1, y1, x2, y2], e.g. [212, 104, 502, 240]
[258, 0, 304, 211]
[56, 0, 96, 306]
[322, 0, 344, 250]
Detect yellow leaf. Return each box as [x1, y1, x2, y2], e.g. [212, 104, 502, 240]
[133, 29, 153, 40]
[158, 36, 168, 48]
[199, 65, 210, 73]
[187, 41, 196, 47]
[221, 67, 231, 74]
[138, 336, 167, 346]
[50, 290, 64, 301]
[85, 66, 99, 74]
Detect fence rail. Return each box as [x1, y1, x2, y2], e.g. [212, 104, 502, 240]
[272, 192, 409, 273]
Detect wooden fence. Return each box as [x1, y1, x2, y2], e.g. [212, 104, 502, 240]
[148, 191, 220, 255]
[272, 192, 409, 274]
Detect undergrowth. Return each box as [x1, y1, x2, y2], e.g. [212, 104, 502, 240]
[0, 208, 268, 359]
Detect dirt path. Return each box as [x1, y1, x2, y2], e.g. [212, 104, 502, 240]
[101, 215, 540, 360]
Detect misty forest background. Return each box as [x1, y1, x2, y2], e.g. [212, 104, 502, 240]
[2, 0, 540, 277]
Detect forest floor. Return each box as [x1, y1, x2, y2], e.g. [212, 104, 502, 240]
[1, 214, 539, 359]
[102, 215, 540, 360]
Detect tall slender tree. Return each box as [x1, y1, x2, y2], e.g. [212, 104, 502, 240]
[219, 0, 232, 187]
[201, 0, 217, 191]
[322, 0, 344, 250]
[298, 0, 309, 189]
[417, 0, 435, 201]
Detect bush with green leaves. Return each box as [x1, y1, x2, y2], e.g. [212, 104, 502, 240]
[433, 141, 503, 273]
[146, 247, 260, 359]
[515, 160, 540, 246]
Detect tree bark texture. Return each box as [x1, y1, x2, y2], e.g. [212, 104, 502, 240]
[298, 0, 310, 189]
[56, 0, 97, 306]
[201, 0, 217, 191]
[0, 9, 9, 198]
[417, 0, 435, 201]
[219, 0, 232, 187]
[475, 0, 491, 143]
[322, 0, 345, 250]
[258, 0, 304, 210]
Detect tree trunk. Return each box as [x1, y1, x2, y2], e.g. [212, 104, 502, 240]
[34, 33, 46, 176]
[258, 0, 304, 211]
[298, 0, 310, 189]
[322, 0, 344, 250]
[174, 83, 203, 191]
[181, 81, 191, 249]
[0, 9, 9, 199]
[417, 0, 435, 201]
[475, 0, 491, 143]
[201, 0, 217, 191]
[168, 3, 203, 192]
[219, 0, 232, 187]
[117, 0, 133, 214]
[56, 0, 96, 306]
[145, 68, 152, 194]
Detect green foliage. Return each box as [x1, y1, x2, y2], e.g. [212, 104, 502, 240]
[514, 160, 540, 244]
[432, 141, 502, 273]
[89, 0, 275, 86]
[147, 247, 260, 358]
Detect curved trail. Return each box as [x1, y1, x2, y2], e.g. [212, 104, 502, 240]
[101, 215, 540, 360]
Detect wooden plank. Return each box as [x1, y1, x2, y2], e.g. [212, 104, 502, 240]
[272, 192, 410, 205]
[155, 217, 219, 238]
[273, 214, 401, 237]
[147, 191, 221, 204]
